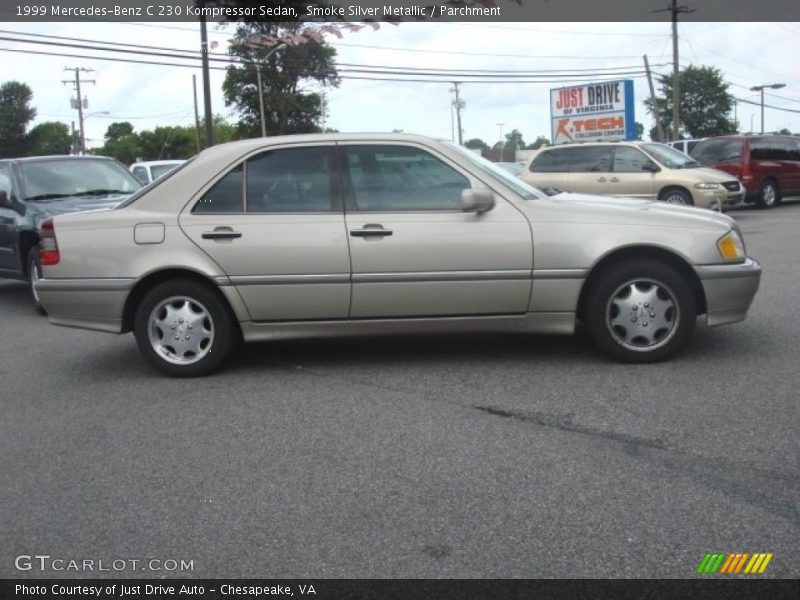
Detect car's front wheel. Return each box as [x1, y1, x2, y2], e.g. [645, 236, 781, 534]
[586, 259, 697, 363]
[28, 248, 47, 315]
[133, 279, 238, 377]
[660, 187, 693, 206]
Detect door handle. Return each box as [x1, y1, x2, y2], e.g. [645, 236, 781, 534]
[201, 228, 242, 240]
[597, 177, 607, 182]
[350, 225, 393, 238]
[609, 177, 620, 183]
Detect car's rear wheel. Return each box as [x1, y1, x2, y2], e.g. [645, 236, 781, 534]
[133, 279, 237, 377]
[28, 248, 47, 315]
[660, 187, 693, 206]
[586, 259, 696, 363]
[757, 179, 780, 209]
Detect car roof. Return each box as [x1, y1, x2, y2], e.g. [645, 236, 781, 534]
[0, 155, 116, 164]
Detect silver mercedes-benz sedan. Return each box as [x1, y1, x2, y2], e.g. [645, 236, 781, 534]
[34, 134, 761, 376]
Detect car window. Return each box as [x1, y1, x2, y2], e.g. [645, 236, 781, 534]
[344, 145, 469, 211]
[748, 137, 799, 161]
[690, 139, 742, 164]
[132, 166, 149, 184]
[150, 164, 181, 180]
[193, 164, 244, 213]
[612, 147, 650, 172]
[246, 147, 334, 212]
[566, 146, 612, 173]
[530, 148, 573, 172]
[686, 140, 700, 154]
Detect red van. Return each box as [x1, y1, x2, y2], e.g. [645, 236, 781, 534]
[691, 135, 800, 209]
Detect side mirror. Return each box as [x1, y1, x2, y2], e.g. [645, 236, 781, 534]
[461, 189, 495, 213]
[642, 162, 660, 173]
[0, 190, 13, 209]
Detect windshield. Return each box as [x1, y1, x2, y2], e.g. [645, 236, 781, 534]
[444, 142, 544, 200]
[20, 158, 142, 200]
[641, 143, 701, 169]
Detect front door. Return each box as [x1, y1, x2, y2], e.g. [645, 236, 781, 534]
[179, 144, 351, 322]
[340, 143, 533, 319]
[607, 146, 657, 200]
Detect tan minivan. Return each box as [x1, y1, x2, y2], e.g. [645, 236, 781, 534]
[521, 141, 744, 210]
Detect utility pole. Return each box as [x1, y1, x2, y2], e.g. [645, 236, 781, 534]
[199, 5, 214, 148]
[750, 83, 786, 134]
[655, 1, 694, 141]
[62, 67, 94, 154]
[450, 82, 464, 145]
[643, 55, 666, 142]
[192, 74, 201, 153]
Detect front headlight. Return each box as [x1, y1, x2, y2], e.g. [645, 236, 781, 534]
[717, 230, 745, 261]
[695, 182, 721, 190]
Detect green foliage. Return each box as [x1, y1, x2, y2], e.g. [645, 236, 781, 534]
[504, 129, 526, 150]
[222, 23, 339, 137]
[645, 65, 735, 139]
[525, 136, 550, 150]
[0, 81, 36, 158]
[26, 121, 71, 155]
[104, 121, 134, 141]
[464, 138, 489, 151]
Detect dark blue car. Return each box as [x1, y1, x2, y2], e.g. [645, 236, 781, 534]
[0, 155, 141, 313]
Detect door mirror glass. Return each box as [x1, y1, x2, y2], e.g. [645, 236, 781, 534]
[641, 161, 660, 173]
[0, 189, 11, 208]
[461, 189, 495, 213]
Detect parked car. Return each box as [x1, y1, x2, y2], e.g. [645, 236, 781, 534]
[521, 141, 745, 210]
[130, 160, 185, 185]
[691, 134, 800, 208]
[34, 134, 761, 376]
[0, 155, 142, 313]
[667, 139, 705, 156]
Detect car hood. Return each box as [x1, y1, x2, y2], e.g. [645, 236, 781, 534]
[682, 166, 739, 183]
[540, 192, 735, 231]
[26, 193, 129, 224]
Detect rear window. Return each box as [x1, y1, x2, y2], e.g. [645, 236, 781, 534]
[691, 139, 743, 165]
[750, 137, 800, 161]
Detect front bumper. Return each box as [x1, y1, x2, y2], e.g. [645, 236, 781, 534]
[694, 258, 762, 326]
[694, 187, 745, 211]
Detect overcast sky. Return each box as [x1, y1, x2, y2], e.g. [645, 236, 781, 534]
[2, 20, 799, 155]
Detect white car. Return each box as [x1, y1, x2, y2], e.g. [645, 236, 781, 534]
[130, 160, 185, 185]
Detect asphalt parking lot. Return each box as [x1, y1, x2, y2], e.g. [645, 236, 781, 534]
[1, 201, 798, 579]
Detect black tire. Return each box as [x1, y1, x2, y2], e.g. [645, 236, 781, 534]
[133, 279, 238, 377]
[756, 179, 780, 209]
[659, 187, 693, 206]
[27, 248, 47, 316]
[585, 259, 697, 363]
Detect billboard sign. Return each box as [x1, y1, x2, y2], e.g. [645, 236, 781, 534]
[550, 80, 635, 144]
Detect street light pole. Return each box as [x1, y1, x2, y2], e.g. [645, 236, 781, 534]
[257, 44, 287, 138]
[750, 83, 786, 134]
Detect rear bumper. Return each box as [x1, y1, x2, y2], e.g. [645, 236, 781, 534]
[35, 278, 133, 333]
[695, 258, 761, 327]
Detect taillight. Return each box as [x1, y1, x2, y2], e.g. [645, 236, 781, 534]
[740, 164, 754, 183]
[39, 218, 60, 265]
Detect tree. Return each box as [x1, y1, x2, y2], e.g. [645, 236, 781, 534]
[222, 23, 339, 137]
[504, 129, 526, 150]
[645, 65, 735, 139]
[26, 122, 71, 155]
[635, 122, 644, 140]
[0, 81, 36, 158]
[776, 127, 791, 135]
[104, 121, 134, 141]
[464, 138, 489, 151]
[525, 136, 550, 150]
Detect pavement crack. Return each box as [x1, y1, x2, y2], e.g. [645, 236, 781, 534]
[472, 404, 667, 451]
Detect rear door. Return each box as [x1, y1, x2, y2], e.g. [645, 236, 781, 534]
[523, 147, 571, 192]
[340, 142, 533, 318]
[179, 143, 351, 321]
[0, 163, 21, 273]
[564, 146, 613, 195]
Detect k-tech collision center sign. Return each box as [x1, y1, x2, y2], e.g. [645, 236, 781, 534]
[550, 80, 635, 144]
